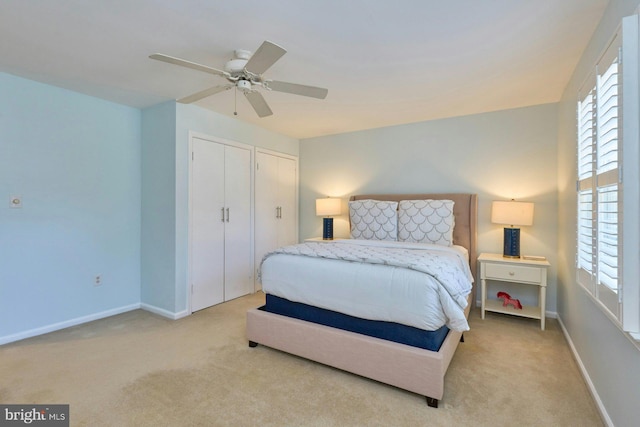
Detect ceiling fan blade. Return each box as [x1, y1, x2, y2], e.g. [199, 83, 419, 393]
[244, 41, 286, 75]
[267, 80, 328, 99]
[244, 91, 273, 117]
[150, 53, 229, 78]
[177, 85, 233, 104]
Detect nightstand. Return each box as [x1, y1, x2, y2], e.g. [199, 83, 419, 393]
[478, 253, 551, 330]
[304, 237, 345, 242]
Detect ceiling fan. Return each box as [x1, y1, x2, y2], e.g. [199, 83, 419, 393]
[149, 40, 328, 118]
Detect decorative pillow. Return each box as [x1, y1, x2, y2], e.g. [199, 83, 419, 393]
[349, 200, 398, 241]
[397, 199, 455, 246]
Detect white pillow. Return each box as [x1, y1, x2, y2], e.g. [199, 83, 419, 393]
[397, 199, 455, 246]
[349, 200, 398, 241]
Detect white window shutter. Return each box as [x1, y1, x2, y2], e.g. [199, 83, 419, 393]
[576, 14, 640, 336]
[576, 75, 596, 293]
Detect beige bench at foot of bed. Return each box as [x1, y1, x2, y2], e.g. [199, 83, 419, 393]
[246, 308, 464, 407]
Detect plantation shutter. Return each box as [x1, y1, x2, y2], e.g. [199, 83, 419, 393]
[596, 40, 620, 317]
[576, 31, 621, 319]
[576, 79, 596, 292]
[577, 15, 640, 336]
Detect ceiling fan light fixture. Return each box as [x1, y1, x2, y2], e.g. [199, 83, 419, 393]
[237, 79, 252, 92]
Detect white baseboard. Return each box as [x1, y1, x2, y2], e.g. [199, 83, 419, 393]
[0, 303, 141, 345]
[556, 315, 613, 427]
[140, 303, 189, 320]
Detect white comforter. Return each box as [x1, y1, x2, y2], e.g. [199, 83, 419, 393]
[259, 239, 474, 332]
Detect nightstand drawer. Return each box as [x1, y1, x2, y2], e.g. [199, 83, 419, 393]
[484, 263, 541, 283]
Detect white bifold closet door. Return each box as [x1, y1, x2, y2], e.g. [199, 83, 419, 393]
[255, 150, 298, 290]
[276, 155, 297, 245]
[222, 146, 252, 301]
[191, 137, 252, 312]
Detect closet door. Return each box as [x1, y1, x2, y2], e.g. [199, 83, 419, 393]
[277, 156, 297, 247]
[191, 138, 225, 311]
[254, 151, 298, 291]
[254, 151, 279, 286]
[223, 145, 253, 301]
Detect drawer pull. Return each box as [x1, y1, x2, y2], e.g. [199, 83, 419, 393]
[509, 271, 515, 276]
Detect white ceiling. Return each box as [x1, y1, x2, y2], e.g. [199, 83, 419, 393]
[0, 0, 608, 139]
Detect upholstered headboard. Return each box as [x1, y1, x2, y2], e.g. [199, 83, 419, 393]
[349, 193, 478, 285]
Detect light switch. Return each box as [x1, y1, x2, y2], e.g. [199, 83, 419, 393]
[10, 196, 22, 208]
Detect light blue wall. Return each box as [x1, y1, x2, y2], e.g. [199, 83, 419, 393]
[141, 101, 176, 312]
[0, 72, 141, 340]
[557, 1, 640, 426]
[300, 104, 559, 311]
[0, 73, 298, 337]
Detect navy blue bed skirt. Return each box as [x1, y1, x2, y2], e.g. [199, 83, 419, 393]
[262, 294, 450, 352]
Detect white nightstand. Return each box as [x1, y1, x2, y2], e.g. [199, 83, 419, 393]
[478, 253, 551, 330]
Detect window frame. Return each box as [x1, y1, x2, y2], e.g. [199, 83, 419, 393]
[576, 15, 640, 338]
[620, 15, 640, 336]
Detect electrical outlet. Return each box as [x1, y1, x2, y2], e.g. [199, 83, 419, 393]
[94, 274, 102, 286]
[10, 196, 22, 208]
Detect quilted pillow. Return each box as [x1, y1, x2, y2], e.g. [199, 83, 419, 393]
[349, 200, 398, 241]
[397, 199, 455, 246]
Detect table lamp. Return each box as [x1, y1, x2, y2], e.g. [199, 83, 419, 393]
[491, 200, 534, 258]
[316, 197, 341, 240]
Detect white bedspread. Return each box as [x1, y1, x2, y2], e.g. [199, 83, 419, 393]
[259, 239, 474, 332]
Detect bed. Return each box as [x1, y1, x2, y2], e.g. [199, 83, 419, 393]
[246, 193, 477, 407]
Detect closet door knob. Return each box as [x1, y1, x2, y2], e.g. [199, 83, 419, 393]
[221, 207, 225, 222]
[226, 208, 230, 222]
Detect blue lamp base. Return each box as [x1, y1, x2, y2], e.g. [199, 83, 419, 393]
[322, 217, 334, 240]
[503, 227, 521, 258]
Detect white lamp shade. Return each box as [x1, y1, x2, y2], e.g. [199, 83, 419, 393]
[491, 201, 534, 226]
[316, 198, 341, 216]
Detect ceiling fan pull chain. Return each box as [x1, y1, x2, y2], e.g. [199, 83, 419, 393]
[234, 87, 238, 116]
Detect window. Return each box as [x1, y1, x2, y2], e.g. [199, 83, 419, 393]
[576, 35, 621, 318]
[577, 15, 640, 336]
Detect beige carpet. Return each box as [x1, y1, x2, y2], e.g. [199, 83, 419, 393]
[0, 292, 602, 426]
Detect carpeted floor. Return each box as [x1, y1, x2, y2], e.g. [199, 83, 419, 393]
[0, 292, 603, 426]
